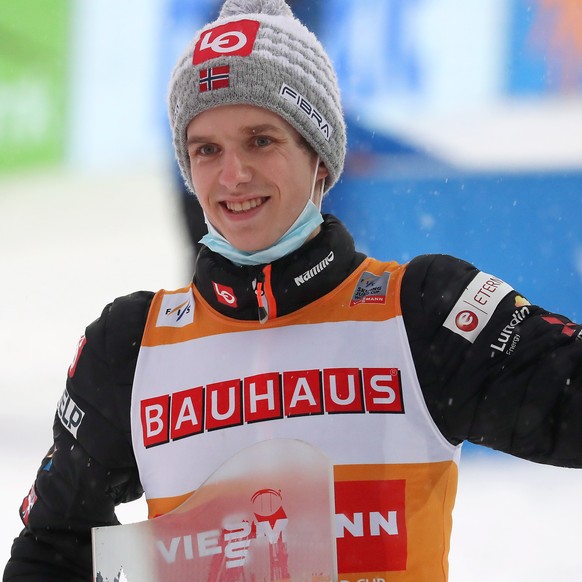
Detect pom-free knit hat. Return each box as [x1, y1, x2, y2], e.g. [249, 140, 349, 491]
[168, 0, 346, 194]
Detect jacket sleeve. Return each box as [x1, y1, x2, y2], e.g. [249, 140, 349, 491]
[3, 291, 154, 581]
[401, 254, 582, 467]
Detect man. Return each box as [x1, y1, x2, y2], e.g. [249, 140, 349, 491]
[4, 0, 582, 580]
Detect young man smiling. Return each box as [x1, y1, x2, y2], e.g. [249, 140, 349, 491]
[4, 0, 582, 580]
[186, 105, 328, 254]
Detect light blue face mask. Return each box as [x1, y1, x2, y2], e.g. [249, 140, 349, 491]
[199, 157, 324, 266]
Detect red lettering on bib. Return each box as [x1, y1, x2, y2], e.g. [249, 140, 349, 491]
[335, 479, 407, 574]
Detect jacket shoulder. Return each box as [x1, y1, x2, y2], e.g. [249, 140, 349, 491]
[92, 290, 155, 371]
[64, 290, 155, 467]
[401, 254, 478, 330]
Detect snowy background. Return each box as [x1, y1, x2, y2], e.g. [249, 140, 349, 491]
[2, 0, 582, 579]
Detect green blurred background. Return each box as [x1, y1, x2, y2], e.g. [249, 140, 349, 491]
[0, 0, 69, 171]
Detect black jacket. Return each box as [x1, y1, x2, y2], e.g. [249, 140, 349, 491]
[4, 215, 582, 580]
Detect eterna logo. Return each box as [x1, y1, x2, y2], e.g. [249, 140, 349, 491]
[455, 310, 479, 332]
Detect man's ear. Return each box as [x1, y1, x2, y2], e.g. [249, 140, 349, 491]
[317, 160, 329, 181]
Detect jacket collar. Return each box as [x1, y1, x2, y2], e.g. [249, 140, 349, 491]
[194, 215, 366, 321]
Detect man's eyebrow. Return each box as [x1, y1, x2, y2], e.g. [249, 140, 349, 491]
[241, 123, 285, 135]
[187, 123, 286, 145]
[186, 134, 211, 146]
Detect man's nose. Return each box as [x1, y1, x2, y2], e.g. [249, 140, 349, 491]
[218, 150, 252, 190]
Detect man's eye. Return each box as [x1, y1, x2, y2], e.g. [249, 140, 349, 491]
[198, 144, 217, 155]
[254, 136, 272, 147]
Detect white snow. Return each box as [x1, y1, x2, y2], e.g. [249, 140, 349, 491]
[1, 167, 582, 580]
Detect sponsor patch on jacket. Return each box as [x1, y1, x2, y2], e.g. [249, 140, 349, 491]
[57, 388, 85, 438]
[490, 305, 530, 355]
[156, 291, 194, 328]
[212, 281, 238, 307]
[443, 271, 513, 343]
[294, 251, 334, 286]
[20, 484, 38, 526]
[541, 315, 582, 341]
[335, 478, 407, 574]
[68, 335, 87, 378]
[350, 271, 390, 306]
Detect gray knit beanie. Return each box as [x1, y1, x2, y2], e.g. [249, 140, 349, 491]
[168, 0, 346, 194]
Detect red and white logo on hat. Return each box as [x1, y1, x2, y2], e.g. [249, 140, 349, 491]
[194, 19, 260, 65]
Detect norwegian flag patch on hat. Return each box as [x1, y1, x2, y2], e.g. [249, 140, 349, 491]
[199, 66, 230, 92]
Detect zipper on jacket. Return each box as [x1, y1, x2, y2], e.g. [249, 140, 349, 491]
[253, 265, 277, 324]
[254, 270, 268, 324]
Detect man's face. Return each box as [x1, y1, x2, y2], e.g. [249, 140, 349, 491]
[186, 104, 328, 253]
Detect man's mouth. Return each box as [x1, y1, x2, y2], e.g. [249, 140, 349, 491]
[224, 197, 267, 213]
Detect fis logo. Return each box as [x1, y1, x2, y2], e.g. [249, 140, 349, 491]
[156, 291, 194, 328]
[350, 272, 390, 306]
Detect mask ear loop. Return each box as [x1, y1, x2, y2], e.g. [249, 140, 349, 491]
[310, 156, 325, 211]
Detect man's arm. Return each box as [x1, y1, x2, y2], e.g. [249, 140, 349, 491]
[3, 291, 153, 580]
[402, 254, 582, 466]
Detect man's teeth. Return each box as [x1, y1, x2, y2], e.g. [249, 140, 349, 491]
[226, 198, 264, 213]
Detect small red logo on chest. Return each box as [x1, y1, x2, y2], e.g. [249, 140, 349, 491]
[212, 282, 238, 307]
